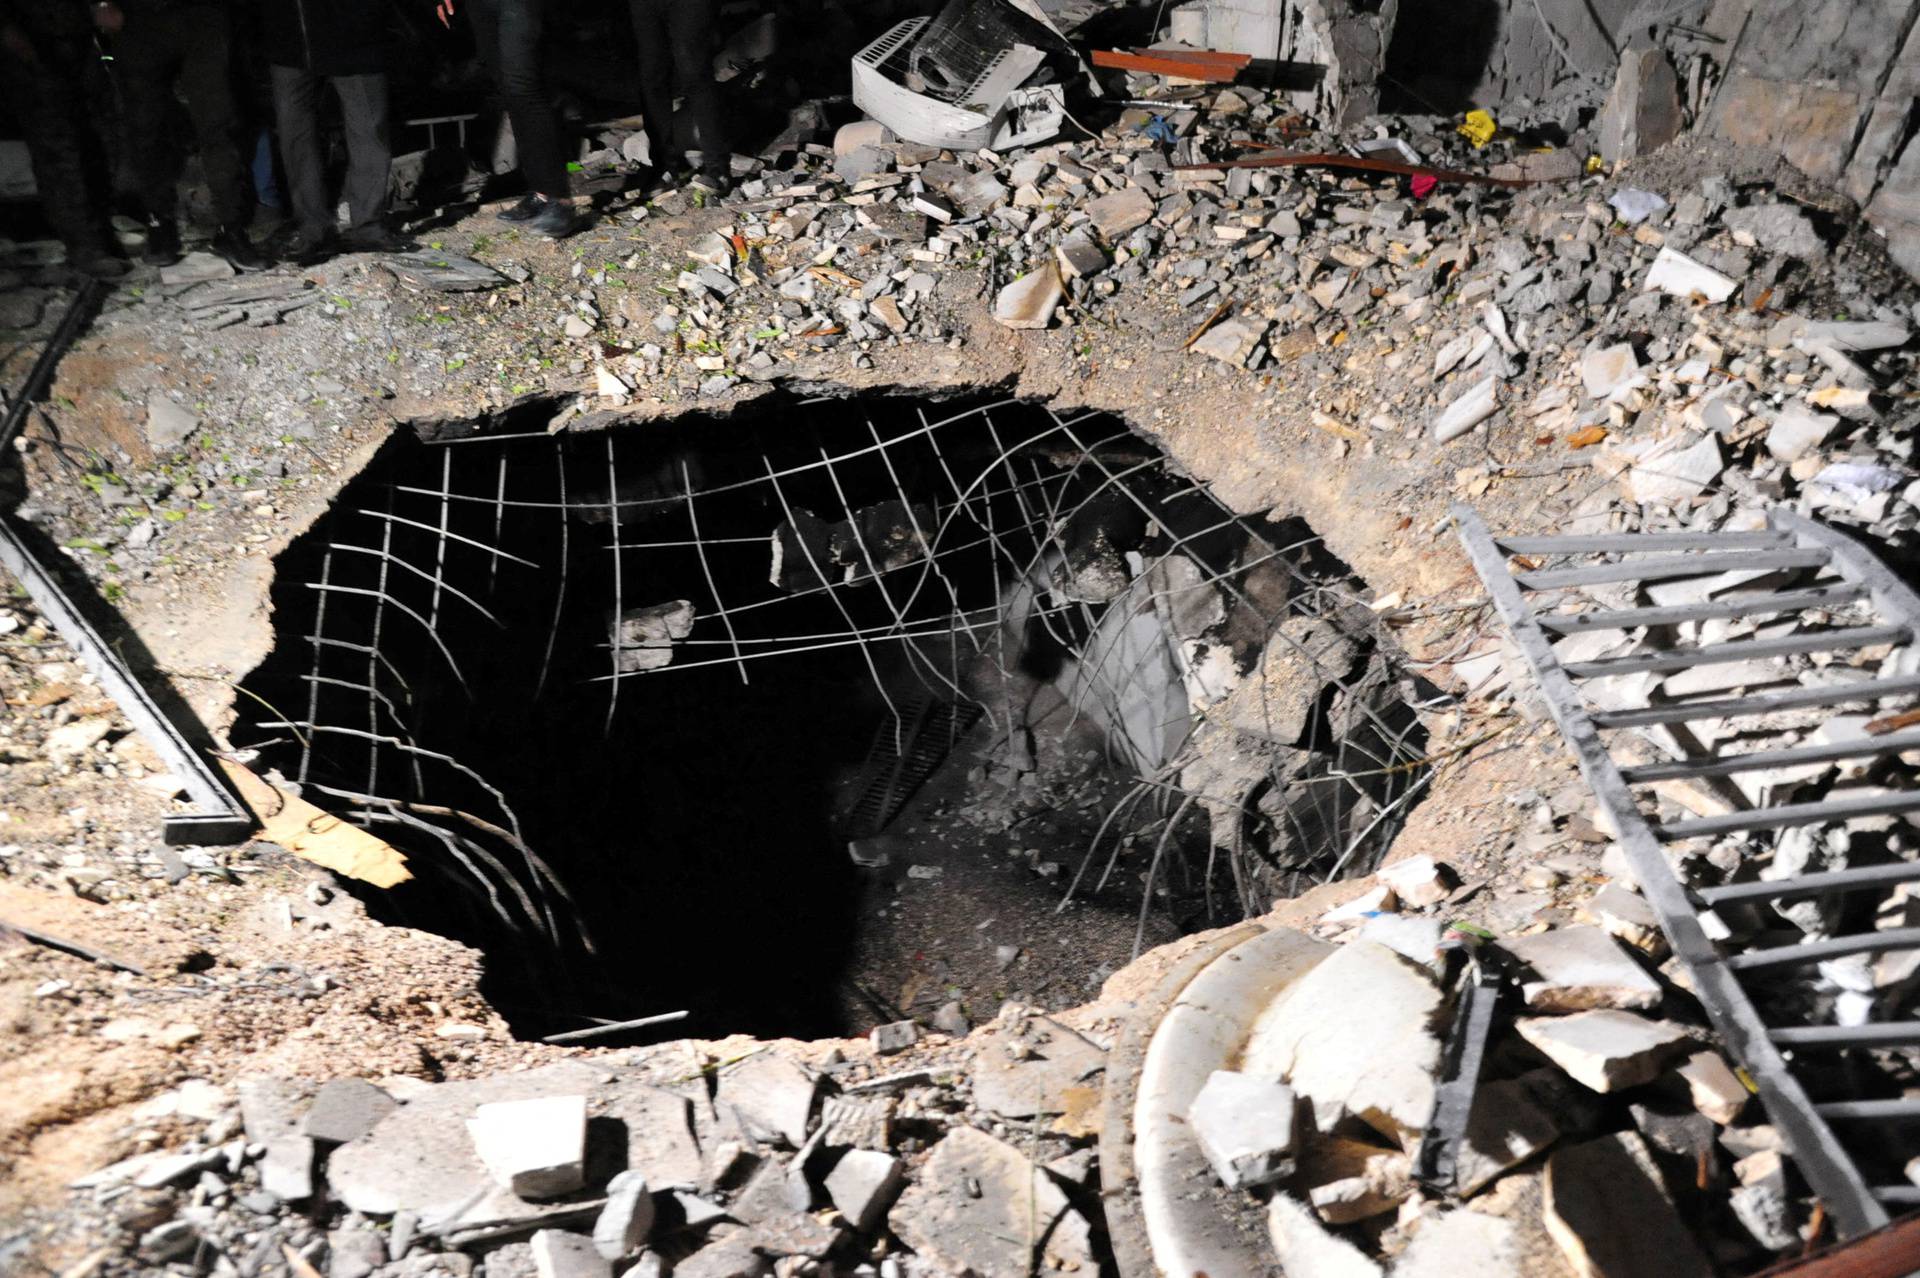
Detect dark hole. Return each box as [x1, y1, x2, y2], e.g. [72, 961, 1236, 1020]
[234, 393, 1429, 1043]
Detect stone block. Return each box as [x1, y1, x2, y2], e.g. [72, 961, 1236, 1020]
[593, 1170, 654, 1260]
[1085, 186, 1155, 239]
[530, 1229, 610, 1278]
[718, 1054, 816, 1147]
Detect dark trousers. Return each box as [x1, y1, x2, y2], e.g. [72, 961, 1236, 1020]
[270, 66, 391, 238]
[629, 0, 725, 172]
[117, 3, 253, 227]
[463, 0, 568, 198]
[0, 30, 113, 253]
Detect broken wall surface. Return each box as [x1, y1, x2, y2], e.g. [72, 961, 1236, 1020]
[1698, 0, 1920, 274]
[1391, 0, 1639, 109]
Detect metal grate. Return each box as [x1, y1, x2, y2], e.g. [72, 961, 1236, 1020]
[839, 695, 984, 839]
[1455, 502, 1920, 1239]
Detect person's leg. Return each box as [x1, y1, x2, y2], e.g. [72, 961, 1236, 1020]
[113, 8, 180, 225]
[172, 6, 254, 230]
[336, 73, 397, 243]
[0, 33, 120, 274]
[269, 64, 330, 240]
[627, 0, 680, 171]
[663, 0, 726, 176]
[471, 0, 568, 198]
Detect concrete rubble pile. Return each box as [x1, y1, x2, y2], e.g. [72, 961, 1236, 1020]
[1177, 900, 1784, 1274]
[57, 1013, 1113, 1278]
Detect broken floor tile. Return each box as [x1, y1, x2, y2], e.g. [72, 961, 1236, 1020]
[890, 1127, 1093, 1278]
[1516, 1010, 1691, 1093]
[1501, 926, 1662, 1013]
[1672, 1050, 1751, 1125]
[1394, 1210, 1524, 1278]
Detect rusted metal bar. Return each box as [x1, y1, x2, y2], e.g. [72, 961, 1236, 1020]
[1093, 48, 1251, 82]
[1172, 150, 1543, 188]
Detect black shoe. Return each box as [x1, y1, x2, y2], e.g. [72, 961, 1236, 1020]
[142, 217, 181, 267]
[276, 227, 335, 266]
[525, 197, 585, 239]
[212, 225, 267, 272]
[341, 225, 412, 254]
[690, 169, 731, 198]
[497, 193, 545, 223]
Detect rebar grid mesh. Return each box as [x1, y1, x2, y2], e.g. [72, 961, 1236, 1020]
[237, 398, 1433, 950]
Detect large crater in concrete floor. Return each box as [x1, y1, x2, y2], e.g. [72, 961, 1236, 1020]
[233, 392, 1437, 1042]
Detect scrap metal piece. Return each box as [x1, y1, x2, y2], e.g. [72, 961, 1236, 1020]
[1413, 942, 1506, 1193]
[0, 514, 252, 845]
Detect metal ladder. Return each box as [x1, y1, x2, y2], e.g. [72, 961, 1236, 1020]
[1454, 503, 1920, 1239]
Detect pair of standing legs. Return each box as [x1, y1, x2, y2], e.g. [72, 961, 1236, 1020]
[116, 1, 259, 264]
[629, 0, 727, 182]
[461, 0, 580, 235]
[0, 27, 123, 276]
[269, 66, 393, 250]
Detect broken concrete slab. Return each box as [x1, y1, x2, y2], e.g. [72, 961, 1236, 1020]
[1221, 615, 1358, 745]
[1379, 855, 1452, 908]
[1394, 1210, 1523, 1278]
[1266, 1193, 1383, 1278]
[530, 1228, 610, 1278]
[1187, 1069, 1297, 1189]
[824, 1149, 904, 1232]
[969, 1014, 1106, 1120]
[1516, 1010, 1692, 1092]
[1501, 926, 1662, 1013]
[592, 1171, 653, 1261]
[1433, 375, 1500, 442]
[727, 1157, 810, 1224]
[159, 251, 235, 285]
[992, 268, 1063, 330]
[1579, 344, 1640, 399]
[1456, 1077, 1561, 1197]
[329, 1061, 603, 1221]
[717, 1054, 816, 1148]
[1543, 1132, 1710, 1278]
[1643, 248, 1738, 304]
[469, 1094, 588, 1199]
[1085, 186, 1155, 240]
[1672, 1050, 1750, 1125]
[890, 1127, 1093, 1278]
[868, 1020, 918, 1055]
[1580, 884, 1666, 956]
[1616, 431, 1723, 507]
[1599, 47, 1681, 165]
[238, 1077, 315, 1202]
[1190, 315, 1270, 367]
[600, 1084, 702, 1187]
[1766, 402, 1840, 463]
[1724, 203, 1826, 260]
[145, 390, 201, 453]
[302, 1078, 398, 1146]
[1244, 941, 1441, 1143]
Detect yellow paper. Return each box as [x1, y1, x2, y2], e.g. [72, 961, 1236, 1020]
[220, 760, 413, 888]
